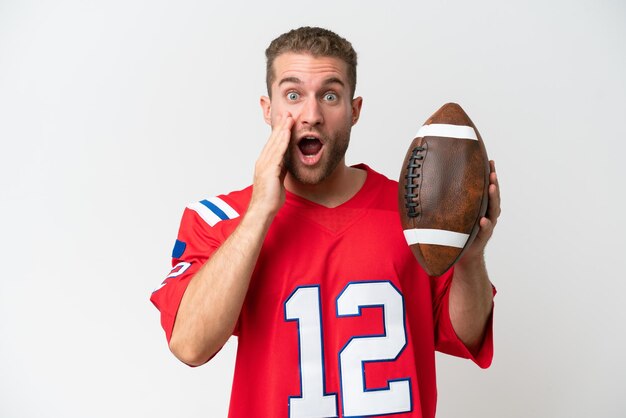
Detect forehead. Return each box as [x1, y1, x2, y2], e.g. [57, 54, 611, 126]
[272, 53, 349, 89]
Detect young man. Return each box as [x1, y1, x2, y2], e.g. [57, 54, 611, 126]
[151, 26, 500, 418]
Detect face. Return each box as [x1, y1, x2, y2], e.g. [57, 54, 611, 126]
[261, 53, 362, 185]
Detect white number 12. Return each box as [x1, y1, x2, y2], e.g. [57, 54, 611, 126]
[284, 281, 411, 418]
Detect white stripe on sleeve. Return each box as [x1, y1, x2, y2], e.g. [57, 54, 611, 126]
[207, 196, 239, 220]
[188, 201, 222, 227]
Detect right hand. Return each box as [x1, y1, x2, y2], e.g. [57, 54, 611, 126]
[249, 113, 294, 217]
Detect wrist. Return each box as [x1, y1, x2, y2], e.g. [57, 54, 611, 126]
[242, 199, 279, 231]
[456, 250, 485, 270]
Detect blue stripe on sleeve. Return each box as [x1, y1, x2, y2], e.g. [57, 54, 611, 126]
[172, 239, 187, 259]
[200, 199, 229, 220]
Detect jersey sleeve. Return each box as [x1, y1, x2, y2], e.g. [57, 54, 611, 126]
[431, 267, 496, 368]
[150, 196, 241, 343]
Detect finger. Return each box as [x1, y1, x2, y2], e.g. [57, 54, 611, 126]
[256, 116, 293, 183]
[486, 160, 501, 221]
[259, 114, 292, 163]
[276, 113, 294, 148]
[258, 113, 285, 155]
[268, 113, 293, 149]
[477, 216, 494, 242]
[267, 114, 294, 164]
[487, 184, 501, 223]
[489, 160, 500, 190]
[278, 162, 288, 183]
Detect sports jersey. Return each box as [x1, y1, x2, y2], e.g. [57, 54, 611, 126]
[151, 164, 494, 418]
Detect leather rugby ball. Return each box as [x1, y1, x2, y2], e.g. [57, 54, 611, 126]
[399, 103, 489, 276]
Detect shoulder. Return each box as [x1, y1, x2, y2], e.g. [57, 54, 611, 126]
[178, 186, 252, 236]
[355, 163, 397, 187]
[184, 186, 252, 228]
[354, 164, 398, 210]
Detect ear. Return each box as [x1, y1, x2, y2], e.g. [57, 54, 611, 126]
[260, 96, 272, 125]
[351, 96, 363, 126]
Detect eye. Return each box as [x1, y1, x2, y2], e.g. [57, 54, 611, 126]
[287, 92, 299, 101]
[324, 93, 337, 102]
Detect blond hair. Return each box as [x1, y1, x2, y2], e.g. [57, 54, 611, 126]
[265, 26, 358, 98]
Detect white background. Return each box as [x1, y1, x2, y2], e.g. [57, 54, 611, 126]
[1, 1, 625, 417]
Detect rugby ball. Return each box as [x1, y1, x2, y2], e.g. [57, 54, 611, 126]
[399, 103, 489, 276]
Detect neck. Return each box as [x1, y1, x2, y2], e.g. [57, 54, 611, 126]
[285, 162, 367, 208]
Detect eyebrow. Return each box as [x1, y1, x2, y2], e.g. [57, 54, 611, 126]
[278, 76, 346, 89]
[323, 77, 345, 88]
[278, 76, 302, 87]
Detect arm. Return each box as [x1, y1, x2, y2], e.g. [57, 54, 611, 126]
[169, 114, 294, 366]
[449, 160, 501, 353]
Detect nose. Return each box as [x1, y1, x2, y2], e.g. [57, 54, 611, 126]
[299, 97, 323, 127]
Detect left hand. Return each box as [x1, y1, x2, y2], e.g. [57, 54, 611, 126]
[461, 160, 501, 262]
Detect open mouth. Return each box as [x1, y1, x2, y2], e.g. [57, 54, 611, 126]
[297, 136, 323, 156]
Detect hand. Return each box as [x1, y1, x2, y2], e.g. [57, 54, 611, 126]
[249, 113, 294, 217]
[461, 160, 501, 262]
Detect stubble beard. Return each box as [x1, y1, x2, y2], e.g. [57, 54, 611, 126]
[283, 125, 352, 185]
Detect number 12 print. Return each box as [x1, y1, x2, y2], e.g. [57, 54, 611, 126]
[284, 281, 412, 418]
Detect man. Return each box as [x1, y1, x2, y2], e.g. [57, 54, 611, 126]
[151, 26, 499, 417]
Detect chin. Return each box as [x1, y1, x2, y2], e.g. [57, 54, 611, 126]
[287, 164, 328, 185]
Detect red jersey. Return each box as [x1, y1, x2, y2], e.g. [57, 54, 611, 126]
[151, 165, 493, 418]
